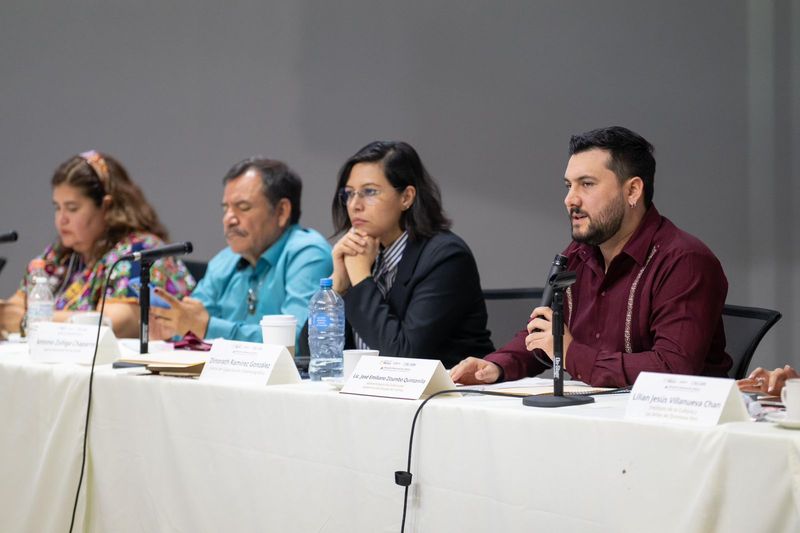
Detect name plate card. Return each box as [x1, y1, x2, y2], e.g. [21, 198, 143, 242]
[340, 356, 456, 400]
[625, 372, 748, 426]
[29, 322, 120, 365]
[199, 339, 300, 386]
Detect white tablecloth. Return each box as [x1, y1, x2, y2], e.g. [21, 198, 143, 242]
[0, 347, 90, 532]
[2, 348, 800, 532]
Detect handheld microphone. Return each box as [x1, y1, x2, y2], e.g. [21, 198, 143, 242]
[522, 269, 591, 407]
[0, 231, 18, 243]
[120, 241, 193, 262]
[540, 254, 568, 308]
[529, 253, 568, 368]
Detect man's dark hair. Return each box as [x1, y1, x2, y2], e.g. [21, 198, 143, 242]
[332, 141, 451, 240]
[223, 157, 302, 224]
[569, 126, 656, 208]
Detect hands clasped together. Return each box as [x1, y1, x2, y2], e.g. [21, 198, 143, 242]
[331, 228, 380, 294]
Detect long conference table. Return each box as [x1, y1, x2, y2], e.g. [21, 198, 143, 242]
[2, 344, 800, 533]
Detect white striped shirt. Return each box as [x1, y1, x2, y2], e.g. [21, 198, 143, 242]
[354, 231, 409, 350]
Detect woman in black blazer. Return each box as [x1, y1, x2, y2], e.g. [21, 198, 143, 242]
[330, 141, 494, 368]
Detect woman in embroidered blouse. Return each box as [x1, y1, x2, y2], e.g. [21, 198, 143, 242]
[329, 141, 493, 367]
[0, 151, 195, 338]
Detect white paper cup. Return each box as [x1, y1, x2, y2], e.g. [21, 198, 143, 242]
[260, 315, 297, 358]
[69, 311, 113, 328]
[343, 349, 379, 381]
[781, 379, 800, 420]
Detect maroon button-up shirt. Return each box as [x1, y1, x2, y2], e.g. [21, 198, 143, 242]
[486, 206, 732, 387]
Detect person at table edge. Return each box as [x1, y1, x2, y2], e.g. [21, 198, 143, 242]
[738, 365, 799, 396]
[150, 157, 332, 344]
[0, 150, 195, 338]
[452, 126, 732, 387]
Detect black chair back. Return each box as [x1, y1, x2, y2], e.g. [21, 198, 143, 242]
[722, 304, 782, 379]
[482, 288, 544, 349]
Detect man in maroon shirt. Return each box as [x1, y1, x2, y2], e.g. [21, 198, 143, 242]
[451, 126, 732, 387]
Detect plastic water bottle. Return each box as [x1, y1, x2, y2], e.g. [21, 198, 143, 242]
[26, 258, 55, 337]
[308, 278, 345, 381]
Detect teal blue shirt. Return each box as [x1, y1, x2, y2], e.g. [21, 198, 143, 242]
[193, 224, 332, 343]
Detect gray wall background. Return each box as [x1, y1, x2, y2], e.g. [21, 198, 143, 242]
[1, 1, 798, 371]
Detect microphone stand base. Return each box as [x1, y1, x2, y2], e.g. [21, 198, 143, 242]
[522, 395, 595, 408]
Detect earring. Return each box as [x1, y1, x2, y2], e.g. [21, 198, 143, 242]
[629, 202, 637, 208]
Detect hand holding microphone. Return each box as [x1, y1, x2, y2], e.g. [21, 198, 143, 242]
[528, 254, 567, 365]
[525, 305, 575, 360]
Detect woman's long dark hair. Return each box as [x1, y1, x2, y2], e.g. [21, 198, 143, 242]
[331, 141, 451, 240]
[52, 152, 168, 261]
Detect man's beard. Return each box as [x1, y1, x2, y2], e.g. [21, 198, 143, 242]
[570, 197, 625, 246]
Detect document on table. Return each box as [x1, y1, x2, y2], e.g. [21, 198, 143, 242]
[115, 351, 208, 365]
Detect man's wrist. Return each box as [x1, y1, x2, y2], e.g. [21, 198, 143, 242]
[494, 362, 505, 383]
[198, 312, 210, 338]
[190, 308, 211, 339]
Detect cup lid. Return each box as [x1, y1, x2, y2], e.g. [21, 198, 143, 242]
[259, 314, 297, 326]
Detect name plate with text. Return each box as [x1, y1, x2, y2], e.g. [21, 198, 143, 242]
[340, 356, 456, 400]
[625, 372, 748, 426]
[28, 322, 120, 365]
[199, 339, 300, 386]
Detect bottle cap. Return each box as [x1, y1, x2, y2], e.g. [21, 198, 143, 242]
[28, 258, 46, 272]
[320, 278, 333, 288]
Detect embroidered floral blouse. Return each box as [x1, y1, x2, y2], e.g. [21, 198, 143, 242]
[22, 232, 195, 310]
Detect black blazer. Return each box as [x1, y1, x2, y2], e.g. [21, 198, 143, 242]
[344, 231, 494, 368]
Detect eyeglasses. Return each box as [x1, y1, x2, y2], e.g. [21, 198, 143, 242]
[338, 187, 384, 205]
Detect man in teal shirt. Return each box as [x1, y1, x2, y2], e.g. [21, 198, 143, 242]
[152, 157, 332, 343]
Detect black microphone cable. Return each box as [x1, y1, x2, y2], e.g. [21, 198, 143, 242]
[395, 385, 633, 532]
[396, 389, 522, 532]
[67, 257, 123, 533]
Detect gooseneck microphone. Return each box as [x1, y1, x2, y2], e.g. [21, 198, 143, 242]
[120, 241, 193, 262]
[122, 241, 193, 355]
[0, 231, 18, 243]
